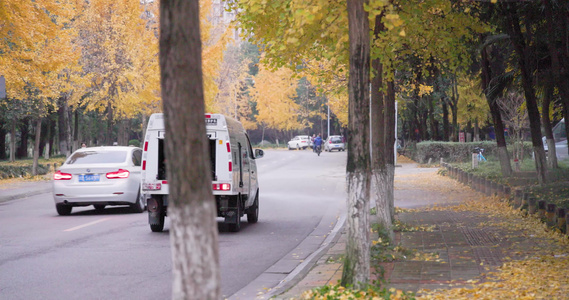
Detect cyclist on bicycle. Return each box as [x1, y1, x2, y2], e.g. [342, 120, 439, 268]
[314, 134, 323, 153]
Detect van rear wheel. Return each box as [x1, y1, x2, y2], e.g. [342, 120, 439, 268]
[247, 193, 259, 224]
[227, 201, 241, 232]
[150, 212, 165, 232]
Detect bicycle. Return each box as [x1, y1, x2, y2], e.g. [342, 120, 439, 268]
[474, 147, 487, 162]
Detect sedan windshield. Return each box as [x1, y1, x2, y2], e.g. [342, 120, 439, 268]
[66, 151, 128, 164]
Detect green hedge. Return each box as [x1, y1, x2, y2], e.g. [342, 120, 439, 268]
[411, 141, 534, 164]
[0, 165, 50, 179]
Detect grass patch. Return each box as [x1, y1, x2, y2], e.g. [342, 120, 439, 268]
[450, 157, 569, 209]
[0, 156, 66, 179]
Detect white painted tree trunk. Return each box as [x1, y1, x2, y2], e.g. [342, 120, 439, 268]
[160, 0, 220, 298]
[497, 146, 512, 176]
[372, 169, 392, 239]
[342, 171, 371, 289]
[169, 202, 220, 300]
[546, 138, 558, 169]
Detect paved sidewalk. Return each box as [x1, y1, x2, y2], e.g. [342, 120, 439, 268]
[0, 178, 52, 203]
[271, 163, 558, 299]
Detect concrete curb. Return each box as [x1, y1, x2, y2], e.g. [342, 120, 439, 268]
[266, 214, 346, 299]
[228, 213, 346, 300]
[0, 187, 52, 204]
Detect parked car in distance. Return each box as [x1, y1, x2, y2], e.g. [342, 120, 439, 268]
[52, 146, 145, 216]
[543, 118, 568, 160]
[324, 135, 345, 152]
[287, 135, 310, 150]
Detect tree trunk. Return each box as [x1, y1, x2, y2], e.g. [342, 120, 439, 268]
[160, 0, 220, 299]
[442, 101, 449, 141]
[564, 104, 569, 156]
[342, 0, 371, 289]
[385, 80, 396, 220]
[106, 101, 113, 145]
[543, 0, 569, 156]
[17, 118, 29, 159]
[32, 118, 42, 176]
[450, 75, 459, 142]
[474, 119, 480, 142]
[481, 44, 512, 176]
[48, 116, 56, 157]
[505, 5, 547, 184]
[0, 126, 6, 160]
[542, 74, 558, 168]
[57, 96, 71, 157]
[370, 12, 392, 236]
[10, 118, 16, 162]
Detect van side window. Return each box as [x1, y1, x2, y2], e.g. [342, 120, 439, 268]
[132, 149, 142, 166]
[246, 134, 255, 159]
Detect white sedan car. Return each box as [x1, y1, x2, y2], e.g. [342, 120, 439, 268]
[52, 146, 145, 215]
[324, 135, 345, 152]
[287, 135, 311, 150]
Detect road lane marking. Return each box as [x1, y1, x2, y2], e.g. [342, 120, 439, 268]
[64, 218, 110, 232]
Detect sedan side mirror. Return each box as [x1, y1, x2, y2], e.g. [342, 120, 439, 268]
[254, 149, 264, 159]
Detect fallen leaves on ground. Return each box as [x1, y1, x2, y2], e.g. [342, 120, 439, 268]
[399, 171, 569, 299]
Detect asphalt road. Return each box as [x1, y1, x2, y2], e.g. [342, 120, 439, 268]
[0, 149, 347, 299]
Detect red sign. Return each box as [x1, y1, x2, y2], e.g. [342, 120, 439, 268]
[459, 132, 465, 143]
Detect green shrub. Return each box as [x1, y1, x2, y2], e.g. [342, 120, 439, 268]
[128, 139, 141, 147]
[0, 165, 50, 179]
[411, 141, 533, 164]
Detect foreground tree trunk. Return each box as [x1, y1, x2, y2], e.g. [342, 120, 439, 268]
[341, 0, 371, 289]
[160, 0, 220, 299]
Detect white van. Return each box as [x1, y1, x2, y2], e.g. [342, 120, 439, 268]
[141, 113, 264, 232]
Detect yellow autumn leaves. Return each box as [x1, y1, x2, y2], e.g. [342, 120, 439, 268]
[1, 0, 230, 122]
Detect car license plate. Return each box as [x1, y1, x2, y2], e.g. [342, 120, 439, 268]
[334, 145, 340, 147]
[79, 174, 100, 182]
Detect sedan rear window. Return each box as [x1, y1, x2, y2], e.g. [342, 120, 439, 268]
[66, 151, 128, 164]
[330, 138, 343, 143]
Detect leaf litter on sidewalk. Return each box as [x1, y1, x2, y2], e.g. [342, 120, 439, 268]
[298, 168, 569, 299]
[400, 171, 569, 299]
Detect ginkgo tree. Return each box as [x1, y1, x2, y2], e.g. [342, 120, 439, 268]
[75, 0, 160, 144]
[231, 0, 491, 287]
[0, 0, 79, 172]
[250, 65, 304, 138]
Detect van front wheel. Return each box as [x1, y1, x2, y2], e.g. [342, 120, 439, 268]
[247, 193, 259, 223]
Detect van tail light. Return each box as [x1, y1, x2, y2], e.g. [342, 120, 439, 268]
[54, 171, 72, 180]
[144, 141, 148, 151]
[228, 161, 232, 172]
[106, 169, 130, 179]
[226, 142, 231, 152]
[213, 183, 231, 191]
[142, 160, 146, 170]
